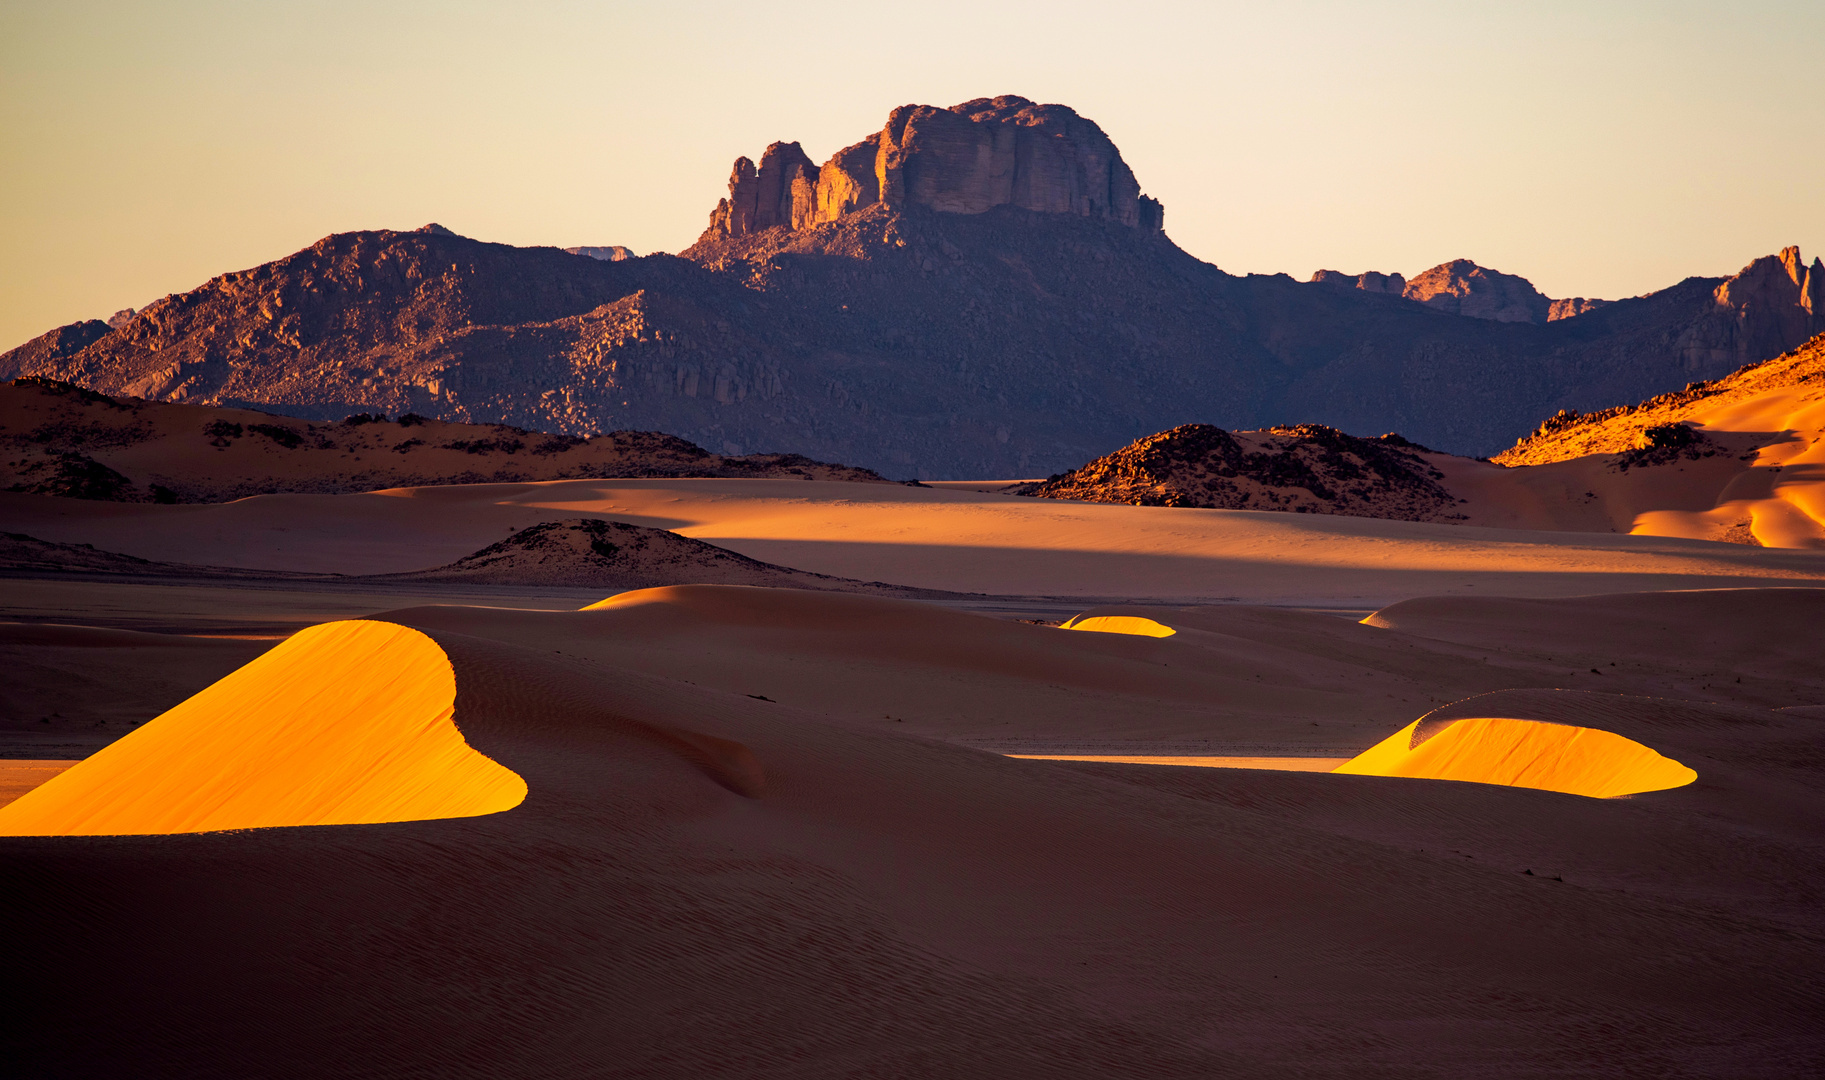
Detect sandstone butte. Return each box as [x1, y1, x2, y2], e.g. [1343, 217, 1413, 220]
[703, 95, 1165, 239]
[0, 620, 525, 836]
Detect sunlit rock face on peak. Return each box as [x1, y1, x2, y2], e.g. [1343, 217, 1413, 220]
[704, 95, 1164, 240]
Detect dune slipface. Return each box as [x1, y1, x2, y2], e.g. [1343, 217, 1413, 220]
[1059, 614, 1177, 637]
[1334, 715, 1696, 798]
[0, 619, 525, 835]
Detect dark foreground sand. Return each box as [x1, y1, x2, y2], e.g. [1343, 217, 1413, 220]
[4, 580, 1824, 1077]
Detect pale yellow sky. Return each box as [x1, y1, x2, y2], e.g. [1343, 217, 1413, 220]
[2, 0, 1821, 350]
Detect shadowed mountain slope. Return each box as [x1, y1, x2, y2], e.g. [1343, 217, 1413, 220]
[0, 377, 885, 502]
[4, 97, 1820, 475]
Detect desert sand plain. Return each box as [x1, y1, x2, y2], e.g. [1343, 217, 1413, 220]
[4, 464, 1825, 1077]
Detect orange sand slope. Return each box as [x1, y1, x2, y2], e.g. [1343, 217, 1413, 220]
[1059, 613, 1177, 637]
[1334, 715, 1696, 798]
[0, 620, 524, 836]
[1444, 332, 1825, 546]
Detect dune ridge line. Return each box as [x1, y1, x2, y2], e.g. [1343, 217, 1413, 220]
[0, 619, 526, 835]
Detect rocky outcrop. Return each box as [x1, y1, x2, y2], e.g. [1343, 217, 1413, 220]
[703, 96, 1164, 240]
[1312, 269, 1406, 295]
[1713, 245, 1823, 352]
[707, 142, 820, 237]
[566, 246, 633, 262]
[1, 319, 114, 373]
[1401, 259, 1552, 323]
[1496, 329, 1825, 466]
[1015, 423, 1462, 523]
[1547, 297, 1609, 321]
[1315, 262, 1611, 324]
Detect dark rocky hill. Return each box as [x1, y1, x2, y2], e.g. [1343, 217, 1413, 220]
[1015, 423, 1462, 522]
[4, 95, 1820, 477]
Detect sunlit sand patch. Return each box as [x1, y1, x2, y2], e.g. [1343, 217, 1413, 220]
[0, 620, 525, 836]
[1058, 614, 1177, 637]
[1333, 716, 1696, 798]
[1010, 754, 1347, 771]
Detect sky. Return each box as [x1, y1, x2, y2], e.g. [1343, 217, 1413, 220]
[2, 0, 1822, 351]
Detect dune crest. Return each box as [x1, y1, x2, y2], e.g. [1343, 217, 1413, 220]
[0, 620, 525, 836]
[1058, 614, 1177, 637]
[1334, 715, 1696, 798]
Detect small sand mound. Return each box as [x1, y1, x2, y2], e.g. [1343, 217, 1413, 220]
[1059, 614, 1177, 637]
[0, 620, 524, 835]
[1334, 715, 1696, 798]
[389, 518, 919, 593]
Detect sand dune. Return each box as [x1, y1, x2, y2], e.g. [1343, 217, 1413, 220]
[1333, 715, 1696, 797]
[1474, 331, 1825, 546]
[6, 585, 1824, 1075]
[7, 474, 1825, 606]
[1058, 613, 1177, 636]
[0, 620, 523, 835]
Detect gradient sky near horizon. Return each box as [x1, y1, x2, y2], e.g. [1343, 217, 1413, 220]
[2, 0, 1821, 351]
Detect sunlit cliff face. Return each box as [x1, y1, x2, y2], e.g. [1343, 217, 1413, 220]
[0, 620, 524, 836]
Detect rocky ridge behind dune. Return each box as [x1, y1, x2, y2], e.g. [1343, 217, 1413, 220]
[1497, 329, 1825, 466]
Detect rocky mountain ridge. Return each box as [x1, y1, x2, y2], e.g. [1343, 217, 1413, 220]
[0, 377, 886, 503]
[1312, 259, 1603, 324]
[1315, 247, 1820, 328]
[4, 95, 1821, 477]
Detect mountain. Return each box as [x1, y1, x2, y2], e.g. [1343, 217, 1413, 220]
[4, 95, 1821, 477]
[0, 377, 886, 503]
[1312, 259, 1610, 324]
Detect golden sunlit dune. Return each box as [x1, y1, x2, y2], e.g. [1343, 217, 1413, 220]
[1009, 754, 1345, 770]
[0, 620, 524, 836]
[1333, 715, 1697, 798]
[1058, 614, 1177, 637]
